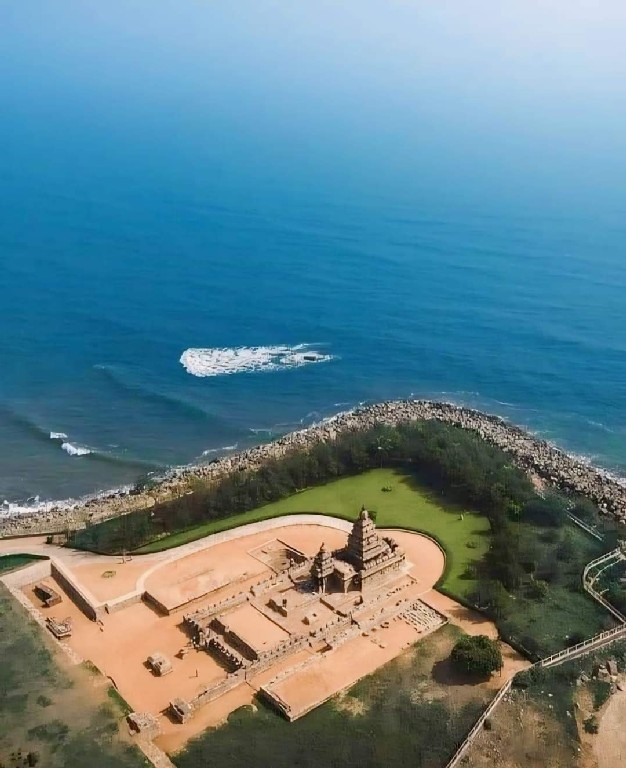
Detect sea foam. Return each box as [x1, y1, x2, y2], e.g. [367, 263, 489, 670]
[61, 442, 92, 457]
[202, 444, 238, 456]
[180, 344, 333, 377]
[50, 431, 68, 440]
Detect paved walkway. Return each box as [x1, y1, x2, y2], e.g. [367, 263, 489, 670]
[0, 515, 353, 611]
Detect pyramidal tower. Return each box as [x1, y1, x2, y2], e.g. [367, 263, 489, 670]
[345, 507, 389, 570]
[311, 543, 334, 593]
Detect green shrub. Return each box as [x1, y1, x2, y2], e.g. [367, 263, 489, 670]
[450, 634, 503, 678]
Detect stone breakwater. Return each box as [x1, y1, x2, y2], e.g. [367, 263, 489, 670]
[1, 400, 625, 538]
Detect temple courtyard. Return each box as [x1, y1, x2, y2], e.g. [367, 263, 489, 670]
[0, 512, 526, 756]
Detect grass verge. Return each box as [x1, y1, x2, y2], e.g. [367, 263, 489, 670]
[0, 583, 149, 768]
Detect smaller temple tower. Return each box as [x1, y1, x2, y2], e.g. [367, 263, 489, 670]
[311, 543, 334, 593]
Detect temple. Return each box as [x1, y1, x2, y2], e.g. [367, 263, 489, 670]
[176, 508, 443, 723]
[311, 508, 405, 593]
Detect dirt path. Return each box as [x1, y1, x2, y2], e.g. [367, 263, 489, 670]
[595, 689, 626, 767]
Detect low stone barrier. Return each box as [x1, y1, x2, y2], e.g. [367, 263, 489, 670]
[0, 558, 51, 587]
[51, 560, 102, 622]
[105, 592, 143, 614]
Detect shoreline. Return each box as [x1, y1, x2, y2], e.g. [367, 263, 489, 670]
[1, 399, 625, 538]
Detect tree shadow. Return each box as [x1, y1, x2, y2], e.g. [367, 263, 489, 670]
[394, 469, 483, 518]
[431, 658, 490, 687]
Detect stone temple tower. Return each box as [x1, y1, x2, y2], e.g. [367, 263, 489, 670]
[345, 507, 389, 571]
[311, 543, 334, 593]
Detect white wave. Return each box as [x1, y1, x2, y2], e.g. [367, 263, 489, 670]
[50, 431, 68, 440]
[586, 419, 615, 434]
[180, 344, 334, 378]
[1, 497, 75, 518]
[61, 442, 92, 457]
[202, 444, 238, 456]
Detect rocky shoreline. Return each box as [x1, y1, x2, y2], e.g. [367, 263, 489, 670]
[1, 399, 625, 538]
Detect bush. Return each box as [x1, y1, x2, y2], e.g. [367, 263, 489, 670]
[584, 715, 599, 734]
[522, 493, 568, 527]
[527, 579, 549, 600]
[450, 634, 503, 678]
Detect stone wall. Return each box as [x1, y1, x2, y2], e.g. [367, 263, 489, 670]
[51, 561, 102, 622]
[0, 558, 51, 588]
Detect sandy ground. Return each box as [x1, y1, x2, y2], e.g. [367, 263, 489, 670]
[71, 559, 152, 602]
[594, 688, 626, 767]
[266, 616, 424, 719]
[223, 603, 290, 652]
[144, 525, 349, 612]
[391, 530, 446, 590]
[422, 590, 530, 685]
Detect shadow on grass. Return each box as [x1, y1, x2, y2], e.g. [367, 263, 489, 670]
[431, 658, 493, 687]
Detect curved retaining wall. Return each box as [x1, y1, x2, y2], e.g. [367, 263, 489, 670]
[2, 399, 626, 538]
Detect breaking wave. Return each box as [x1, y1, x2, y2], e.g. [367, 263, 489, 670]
[202, 444, 238, 456]
[180, 344, 334, 378]
[61, 442, 92, 457]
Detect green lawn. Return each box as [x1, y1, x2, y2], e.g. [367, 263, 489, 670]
[0, 553, 46, 575]
[136, 469, 490, 597]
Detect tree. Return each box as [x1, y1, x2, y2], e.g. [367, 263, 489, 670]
[527, 578, 549, 600]
[556, 530, 576, 562]
[571, 497, 598, 524]
[522, 492, 568, 527]
[450, 634, 503, 678]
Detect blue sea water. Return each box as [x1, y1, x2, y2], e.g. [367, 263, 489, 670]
[1, 2, 626, 509]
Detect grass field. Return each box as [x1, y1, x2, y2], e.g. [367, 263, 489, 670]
[0, 553, 46, 575]
[174, 624, 489, 768]
[0, 583, 148, 768]
[497, 523, 610, 657]
[136, 468, 491, 597]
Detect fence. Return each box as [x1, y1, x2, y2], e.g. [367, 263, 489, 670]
[444, 548, 626, 768]
[445, 679, 514, 768]
[540, 624, 626, 668]
[566, 513, 604, 542]
[582, 548, 626, 624]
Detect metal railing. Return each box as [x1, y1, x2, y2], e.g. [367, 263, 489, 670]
[444, 547, 626, 768]
[540, 624, 626, 668]
[582, 548, 626, 624]
[567, 513, 604, 541]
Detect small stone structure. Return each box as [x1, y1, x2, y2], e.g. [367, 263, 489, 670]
[34, 582, 62, 607]
[169, 697, 193, 723]
[128, 712, 161, 739]
[147, 653, 173, 676]
[45, 616, 72, 638]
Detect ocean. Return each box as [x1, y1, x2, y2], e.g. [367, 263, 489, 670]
[1, 2, 625, 512]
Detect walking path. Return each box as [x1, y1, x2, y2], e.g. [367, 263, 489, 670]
[0, 515, 353, 615]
